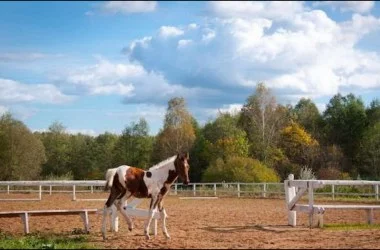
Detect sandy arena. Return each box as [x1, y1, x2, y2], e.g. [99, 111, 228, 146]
[0, 193, 379, 249]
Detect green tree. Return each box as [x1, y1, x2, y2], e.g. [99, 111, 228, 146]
[67, 134, 97, 180]
[357, 122, 380, 180]
[38, 121, 71, 177]
[323, 93, 367, 173]
[203, 112, 249, 161]
[188, 118, 209, 182]
[94, 132, 119, 177]
[113, 118, 153, 169]
[279, 121, 319, 167]
[240, 82, 290, 164]
[0, 113, 46, 180]
[366, 99, 380, 127]
[152, 97, 195, 162]
[292, 98, 323, 139]
[202, 156, 279, 182]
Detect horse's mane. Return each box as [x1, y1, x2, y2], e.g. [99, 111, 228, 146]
[149, 155, 176, 170]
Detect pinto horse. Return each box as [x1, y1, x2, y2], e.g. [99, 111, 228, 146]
[101, 153, 190, 240]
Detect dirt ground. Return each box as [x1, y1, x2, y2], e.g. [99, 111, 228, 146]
[0, 193, 380, 249]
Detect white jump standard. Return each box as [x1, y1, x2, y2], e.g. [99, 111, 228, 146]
[284, 174, 380, 227]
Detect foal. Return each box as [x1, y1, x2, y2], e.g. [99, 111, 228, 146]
[101, 153, 190, 240]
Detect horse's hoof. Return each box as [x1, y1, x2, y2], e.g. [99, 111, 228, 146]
[145, 234, 151, 240]
[128, 227, 133, 231]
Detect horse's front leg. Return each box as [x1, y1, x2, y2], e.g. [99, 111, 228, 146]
[118, 195, 134, 231]
[144, 196, 158, 240]
[110, 203, 118, 232]
[158, 201, 170, 239]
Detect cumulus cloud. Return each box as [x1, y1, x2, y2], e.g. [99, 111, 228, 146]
[177, 39, 193, 49]
[0, 78, 74, 104]
[158, 26, 184, 38]
[313, 1, 375, 14]
[123, 1, 380, 110]
[101, 1, 157, 14]
[208, 1, 305, 21]
[53, 57, 211, 106]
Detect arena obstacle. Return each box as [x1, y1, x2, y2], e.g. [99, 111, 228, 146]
[284, 174, 380, 228]
[99, 198, 160, 235]
[0, 209, 98, 234]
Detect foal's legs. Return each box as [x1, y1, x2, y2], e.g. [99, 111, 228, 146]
[102, 187, 123, 240]
[144, 196, 158, 240]
[117, 194, 134, 231]
[110, 203, 118, 232]
[158, 201, 170, 239]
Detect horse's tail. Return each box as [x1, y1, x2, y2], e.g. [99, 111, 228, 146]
[104, 168, 117, 191]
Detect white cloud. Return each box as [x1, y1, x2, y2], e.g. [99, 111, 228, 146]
[188, 23, 198, 30]
[177, 39, 193, 49]
[201, 28, 216, 43]
[63, 58, 143, 96]
[218, 104, 243, 115]
[158, 26, 184, 38]
[0, 78, 74, 104]
[101, 1, 157, 14]
[313, 1, 375, 14]
[125, 3, 380, 109]
[209, 1, 305, 21]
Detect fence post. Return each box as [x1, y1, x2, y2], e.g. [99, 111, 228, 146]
[91, 186, 93, 194]
[7, 185, 9, 195]
[237, 183, 241, 198]
[284, 174, 296, 226]
[262, 183, 267, 198]
[174, 183, 177, 195]
[332, 184, 335, 200]
[308, 181, 315, 228]
[72, 185, 76, 201]
[375, 185, 379, 201]
[214, 184, 217, 196]
[49, 185, 52, 195]
[39, 185, 42, 200]
[193, 183, 196, 196]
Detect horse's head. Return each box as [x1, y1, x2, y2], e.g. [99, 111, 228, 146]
[175, 152, 190, 185]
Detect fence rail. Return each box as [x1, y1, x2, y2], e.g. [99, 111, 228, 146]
[0, 180, 379, 201]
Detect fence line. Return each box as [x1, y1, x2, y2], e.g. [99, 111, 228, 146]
[0, 181, 379, 201]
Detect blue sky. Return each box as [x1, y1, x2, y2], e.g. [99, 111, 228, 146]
[1, 1, 380, 136]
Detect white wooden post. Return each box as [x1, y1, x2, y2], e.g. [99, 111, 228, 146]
[332, 184, 335, 200]
[367, 209, 374, 224]
[262, 183, 267, 198]
[7, 185, 9, 195]
[90, 186, 93, 194]
[193, 183, 196, 196]
[38, 185, 42, 200]
[174, 183, 177, 195]
[213, 184, 217, 196]
[375, 185, 378, 201]
[285, 174, 296, 226]
[72, 185, 76, 201]
[21, 212, 29, 234]
[308, 181, 314, 228]
[237, 183, 241, 198]
[49, 185, 52, 195]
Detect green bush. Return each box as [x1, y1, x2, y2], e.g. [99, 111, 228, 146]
[202, 156, 280, 182]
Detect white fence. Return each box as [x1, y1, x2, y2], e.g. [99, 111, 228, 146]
[0, 180, 379, 201]
[284, 174, 380, 227]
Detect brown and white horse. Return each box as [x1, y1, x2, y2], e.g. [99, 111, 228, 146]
[101, 153, 190, 240]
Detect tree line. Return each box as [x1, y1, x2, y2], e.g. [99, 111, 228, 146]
[0, 83, 379, 182]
